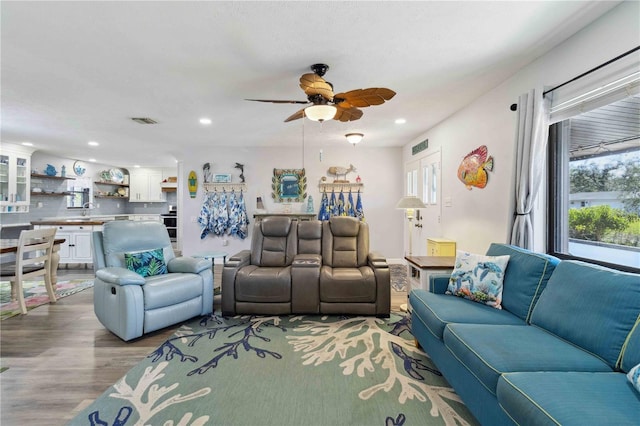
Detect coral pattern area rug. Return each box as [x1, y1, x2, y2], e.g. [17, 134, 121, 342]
[0, 279, 93, 320]
[70, 312, 476, 426]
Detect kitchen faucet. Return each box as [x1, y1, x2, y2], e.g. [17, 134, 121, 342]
[82, 202, 95, 216]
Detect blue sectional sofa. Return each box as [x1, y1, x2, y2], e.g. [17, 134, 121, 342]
[410, 243, 640, 425]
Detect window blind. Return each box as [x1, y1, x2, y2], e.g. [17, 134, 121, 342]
[548, 49, 640, 123]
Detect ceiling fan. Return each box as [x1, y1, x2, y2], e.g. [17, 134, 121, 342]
[246, 64, 396, 122]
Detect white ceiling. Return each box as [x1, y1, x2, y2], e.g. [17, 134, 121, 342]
[1, 1, 620, 168]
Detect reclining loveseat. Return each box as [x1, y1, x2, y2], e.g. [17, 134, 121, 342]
[222, 216, 390, 317]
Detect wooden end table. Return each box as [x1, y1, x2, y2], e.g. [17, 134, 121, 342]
[403, 255, 456, 311]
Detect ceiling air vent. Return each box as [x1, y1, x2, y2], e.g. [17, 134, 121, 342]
[131, 117, 157, 124]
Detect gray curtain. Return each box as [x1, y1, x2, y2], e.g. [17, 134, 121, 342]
[510, 89, 550, 249]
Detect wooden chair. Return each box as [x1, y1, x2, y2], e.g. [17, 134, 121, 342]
[0, 228, 57, 314]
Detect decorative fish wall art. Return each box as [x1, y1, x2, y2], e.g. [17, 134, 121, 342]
[457, 145, 494, 190]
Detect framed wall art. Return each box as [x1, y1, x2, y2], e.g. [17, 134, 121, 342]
[271, 168, 307, 203]
[213, 174, 232, 183]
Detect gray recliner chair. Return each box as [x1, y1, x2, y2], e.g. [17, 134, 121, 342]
[320, 217, 390, 317]
[222, 216, 297, 315]
[93, 220, 214, 341]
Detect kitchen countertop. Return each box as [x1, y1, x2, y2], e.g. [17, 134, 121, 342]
[31, 219, 112, 226]
[31, 214, 160, 226]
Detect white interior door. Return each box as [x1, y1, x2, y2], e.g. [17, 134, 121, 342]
[403, 160, 420, 256]
[420, 150, 443, 243]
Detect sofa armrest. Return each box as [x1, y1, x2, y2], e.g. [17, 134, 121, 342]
[226, 250, 251, 268]
[221, 250, 251, 315]
[368, 251, 389, 269]
[429, 274, 452, 294]
[292, 254, 321, 314]
[96, 267, 146, 286]
[167, 256, 211, 274]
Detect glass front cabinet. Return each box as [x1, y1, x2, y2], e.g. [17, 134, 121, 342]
[0, 143, 33, 213]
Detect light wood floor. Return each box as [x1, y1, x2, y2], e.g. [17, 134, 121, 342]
[0, 267, 407, 425]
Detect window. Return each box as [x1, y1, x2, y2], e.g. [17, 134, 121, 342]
[548, 94, 640, 271]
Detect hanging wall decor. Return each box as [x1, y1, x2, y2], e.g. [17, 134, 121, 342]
[188, 170, 198, 198]
[457, 145, 494, 190]
[272, 168, 307, 203]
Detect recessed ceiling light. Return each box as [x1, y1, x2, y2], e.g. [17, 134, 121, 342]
[200, 118, 212, 125]
[134, 165, 140, 168]
[21, 142, 33, 146]
[88, 158, 97, 162]
[395, 118, 406, 124]
[88, 141, 99, 146]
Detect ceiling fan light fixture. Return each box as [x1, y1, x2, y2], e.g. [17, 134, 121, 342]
[345, 133, 364, 145]
[305, 105, 337, 122]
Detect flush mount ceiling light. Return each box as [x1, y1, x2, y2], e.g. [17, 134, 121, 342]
[345, 133, 364, 145]
[88, 141, 99, 146]
[21, 142, 33, 146]
[199, 118, 212, 125]
[304, 104, 337, 122]
[395, 118, 406, 124]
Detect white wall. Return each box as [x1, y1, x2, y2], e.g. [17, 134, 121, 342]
[179, 145, 404, 260]
[401, 1, 639, 254]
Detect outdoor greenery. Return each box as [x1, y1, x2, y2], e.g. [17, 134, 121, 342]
[569, 157, 640, 247]
[569, 205, 640, 247]
[570, 159, 640, 214]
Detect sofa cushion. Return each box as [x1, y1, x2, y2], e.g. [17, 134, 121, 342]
[530, 260, 640, 369]
[143, 273, 203, 310]
[485, 243, 559, 322]
[410, 289, 524, 342]
[125, 248, 168, 277]
[444, 323, 612, 396]
[251, 217, 296, 267]
[446, 250, 509, 309]
[320, 266, 376, 303]
[103, 221, 175, 268]
[236, 265, 291, 303]
[297, 220, 322, 255]
[498, 372, 640, 426]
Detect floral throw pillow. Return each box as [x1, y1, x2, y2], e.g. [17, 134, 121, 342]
[628, 363, 640, 394]
[124, 248, 168, 278]
[446, 250, 510, 309]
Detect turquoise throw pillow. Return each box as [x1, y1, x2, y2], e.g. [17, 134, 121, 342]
[124, 248, 168, 278]
[628, 363, 640, 394]
[446, 250, 510, 309]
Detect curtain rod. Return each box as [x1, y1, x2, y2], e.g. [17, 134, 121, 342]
[542, 45, 640, 97]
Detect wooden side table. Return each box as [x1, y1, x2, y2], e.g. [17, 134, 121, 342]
[403, 255, 456, 311]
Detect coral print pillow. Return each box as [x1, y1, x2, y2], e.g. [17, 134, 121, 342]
[125, 248, 168, 278]
[628, 363, 640, 394]
[446, 250, 510, 309]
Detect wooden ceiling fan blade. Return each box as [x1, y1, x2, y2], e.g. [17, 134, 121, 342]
[284, 108, 306, 122]
[334, 88, 396, 108]
[333, 107, 363, 122]
[245, 98, 309, 104]
[299, 73, 334, 100]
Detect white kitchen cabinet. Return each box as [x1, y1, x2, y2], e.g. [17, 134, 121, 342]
[129, 168, 165, 202]
[0, 143, 33, 213]
[36, 225, 94, 265]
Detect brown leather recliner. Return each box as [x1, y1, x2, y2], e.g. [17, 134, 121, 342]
[320, 217, 390, 317]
